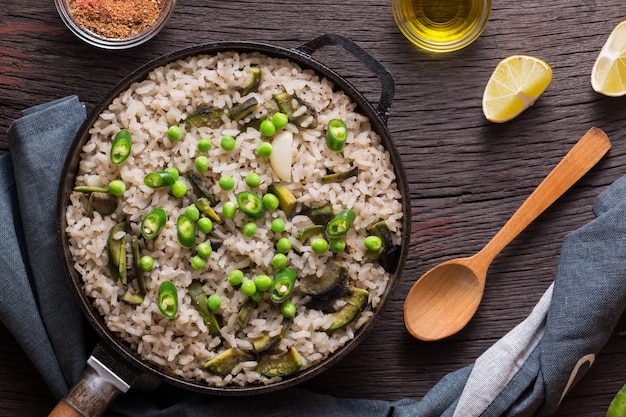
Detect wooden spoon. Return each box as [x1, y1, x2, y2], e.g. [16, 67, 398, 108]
[404, 127, 611, 341]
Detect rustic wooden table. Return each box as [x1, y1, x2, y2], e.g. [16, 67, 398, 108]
[3, 1, 626, 415]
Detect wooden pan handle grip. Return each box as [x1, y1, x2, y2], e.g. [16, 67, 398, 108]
[48, 356, 129, 417]
[48, 400, 85, 417]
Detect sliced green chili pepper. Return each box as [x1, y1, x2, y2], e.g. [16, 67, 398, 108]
[236, 191, 265, 219]
[158, 280, 178, 319]
[141, 208, 167, 240]
[188, 280, 221, 336]
[325, 119, 348, 152]
[177, 214, 196, 248]
[269, 267, 297, 303]
[144, 171, 176, 188]
[110, 129, 132, 166]
[326, 209, 356, 238]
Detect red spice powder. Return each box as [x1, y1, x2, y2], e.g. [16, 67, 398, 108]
[68, 0, 164, 39]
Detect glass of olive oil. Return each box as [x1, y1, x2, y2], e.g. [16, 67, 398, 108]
[392, 0, 491, 53]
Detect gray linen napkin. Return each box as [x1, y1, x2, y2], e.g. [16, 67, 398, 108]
[2, 95, 624, 416]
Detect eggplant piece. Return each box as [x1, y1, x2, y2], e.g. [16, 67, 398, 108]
[241, 66, 262, 96]
[107, 222, 127, 284]
[121, 288, 145, 305]
[302, 205, 334, 226]
[204, 348, 254, 377]
[252, 318, 293, 355]
[320, 287, 369, 332]
[321, 166, 359, 184]
[230, 97, 259, 121]
[272, 92, 318, 128]
[186, 173, 218, 206]
[366, 220, 401, 273]
[182, 108, 225, 129]
[188, 280, 221, 336]
[87, 193, 118, 217]
[256, 346, 303, 377]
[300, 260, 348, 298]
[267, 183, 297, 217]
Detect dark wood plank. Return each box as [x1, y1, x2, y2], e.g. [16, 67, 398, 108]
[2, 0, 626, 416]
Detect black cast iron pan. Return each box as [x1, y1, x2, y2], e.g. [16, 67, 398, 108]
[52, 33, 410, 417]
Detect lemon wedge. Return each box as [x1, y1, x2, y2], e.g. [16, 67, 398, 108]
[591, 21, 626, 97]
[482, 55, 553, 123]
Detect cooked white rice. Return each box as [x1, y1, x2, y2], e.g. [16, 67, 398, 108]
[66, 51, 403, 387]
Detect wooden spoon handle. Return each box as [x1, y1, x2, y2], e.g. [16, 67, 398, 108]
[474, 127, 611, 271]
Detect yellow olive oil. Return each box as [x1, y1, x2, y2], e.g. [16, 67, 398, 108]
[393, 0, 490, 52]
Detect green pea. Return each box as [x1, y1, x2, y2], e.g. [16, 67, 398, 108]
[254, 274, 273, 292]
[171, 179, 188, 198]
[195, 156, 210, 173]
[281, 301, 296, 318]
[222, 201, 237, 219]
[167, 125, 183, 142]
[257, 142, 272, 158]
[164, 167, 179, 181]
[185, 205, 200, 222]
[276, 237, 292, 253]
[108, 179, 126, 196]
[329, 238, 346, 253]
[242, 222, 257, 237]
[138, 255, 154, 272]
[219, 175, 235, 190]
[271, 112, 289, 130]
[250, 290, 264, 302]
[197, 217, 213, 234]
[197, 241, 213, 258]
[220, 135, 236, 151]
[272, 253, 288, 269]
[311, 238, 329, 254]
[260, 119, 276, 137]
[207, 294, 222, 311]
[241, 278, 257, 296]
[271, 218, 286, 233]
[228, 269, 244, 286]
[262, 193, 280, 210]
[191, 255, 206, 270]
[245, 172, 261, 188]
[197, 138, 212, 152]
[364, 235, 383, 252]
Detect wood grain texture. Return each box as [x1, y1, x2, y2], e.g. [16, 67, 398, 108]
[2, 0, 626, 416]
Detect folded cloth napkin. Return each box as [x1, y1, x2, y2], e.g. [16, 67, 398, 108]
[2, 95, 625, 416]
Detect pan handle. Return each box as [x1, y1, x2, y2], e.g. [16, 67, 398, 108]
[48, 354, 131, 417]
[296, 33, 395, 124]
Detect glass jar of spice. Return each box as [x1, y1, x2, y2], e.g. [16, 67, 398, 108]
[54, 0, 176, 49]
